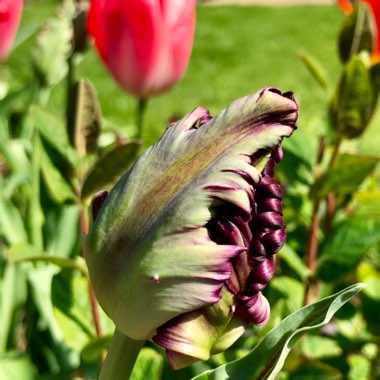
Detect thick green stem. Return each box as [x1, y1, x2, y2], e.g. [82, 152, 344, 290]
[99, 329, 145, 380]
[29, 131, 44, 250]
[136, 98, 147, 139]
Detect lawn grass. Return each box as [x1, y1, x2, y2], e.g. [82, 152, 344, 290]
[7, 2, 379, 153]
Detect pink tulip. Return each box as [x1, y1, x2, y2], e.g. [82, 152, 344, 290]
[87, 0, 195, 99]
[0, 0, 23, 62]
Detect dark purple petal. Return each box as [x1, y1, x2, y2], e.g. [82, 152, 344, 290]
[258, 198, 283, 213]
[248, 258, 275, 286]
[261, 228, 286, 254]
[254, 212, 284, 229]
[90, 191, 109, 221]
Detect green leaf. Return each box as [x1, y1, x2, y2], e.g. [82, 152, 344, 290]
[353, 190, 380, 217]
[81, 335, 112, 362]
[0, 265, 27, 354]
[310, 154, 379, 199]
[296, 335, 342, 359]
[67, 79, 102, 156]
[39, 136, 76, 204]
[289, 361, 342, 380]
[316, 218, 380, 282]
[0, 192, 27, 245]
[347, 354, 371, 380]
[278, 245, 308, 281]
[357, 262, 380, 301]
[32, 2, 73, 86]
[0, 353, 37, 380]
[298, 51, 328, 91]
[269, 276, 304, 313]
[29, 105, 77, 166]
[45, 205, 80, 258]
[191, 283, 364, 380]
[370, 62, 380, 105]
[81, 141, 141, 200]
[130, 347, 164, 380]
[52, 270, 95, 350]
[7, 243, 87, 275]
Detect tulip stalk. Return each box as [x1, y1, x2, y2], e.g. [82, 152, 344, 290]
[136, 98, 147, 139]
[98, 330, 144, 380]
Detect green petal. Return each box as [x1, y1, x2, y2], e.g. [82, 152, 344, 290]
[153, 288, 246, 370]
[86, 88, 297, 340]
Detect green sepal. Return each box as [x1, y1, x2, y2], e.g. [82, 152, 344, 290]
[329, 55, 374, 139]
[338, 4, 374, 64]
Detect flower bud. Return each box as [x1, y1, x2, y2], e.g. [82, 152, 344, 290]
[329, 55, 374, 139]
[86, 87, 298, 368]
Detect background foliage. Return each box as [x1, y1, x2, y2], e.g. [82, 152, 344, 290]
[0, 0, 379, 379]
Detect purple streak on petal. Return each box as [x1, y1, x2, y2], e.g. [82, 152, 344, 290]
[221, 169, 255, 186]
[230, 215, 252, 245]
[90, 191, 109, 221]
[209, 219, 245, 246]
[274, 146, 283, 162]
[199, 109, 212, 127]
[178, 106, 212, 132]
[282, 91, 295, 100]
[231, 250, 251, 291]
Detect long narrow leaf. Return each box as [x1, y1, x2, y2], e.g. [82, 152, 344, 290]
[192, 283, 364, 380]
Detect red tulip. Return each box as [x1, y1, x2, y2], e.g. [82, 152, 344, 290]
[364, 0, 380, 61]
[337, 0, 380, 61]
[336, 0, 353, 14]
[0, 0, 23, 62]
[87, 0, 195, 99]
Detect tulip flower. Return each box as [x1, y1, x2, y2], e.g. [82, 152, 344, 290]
[86, 87, 298, 374]
[86, 0, 195, 99]
[0, 0, 23, 62]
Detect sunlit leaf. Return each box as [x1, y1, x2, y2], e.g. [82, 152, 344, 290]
[191, 284, 364, 380]
[298, 51, 328, 91]
[311, 154, 379, 199]
[317, 218, 380, 282]
[0, 353, 37, 380]
[81, 335, 112, 363]
[131, 347, 164, 380]
[7, 243, 87, 275]
[67, 79, 102, 156]
[81, 141, 141, 200]
[32, 2, 73, 86]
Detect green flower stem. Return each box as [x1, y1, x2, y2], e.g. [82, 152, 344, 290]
[325, 137, 342, 231]
[29, 131, 44, 250]
[303, 136, 326, 306]
[304, 136, 343, 305]
[136, 98, 148, 139]
[99, 329, 145, 380]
